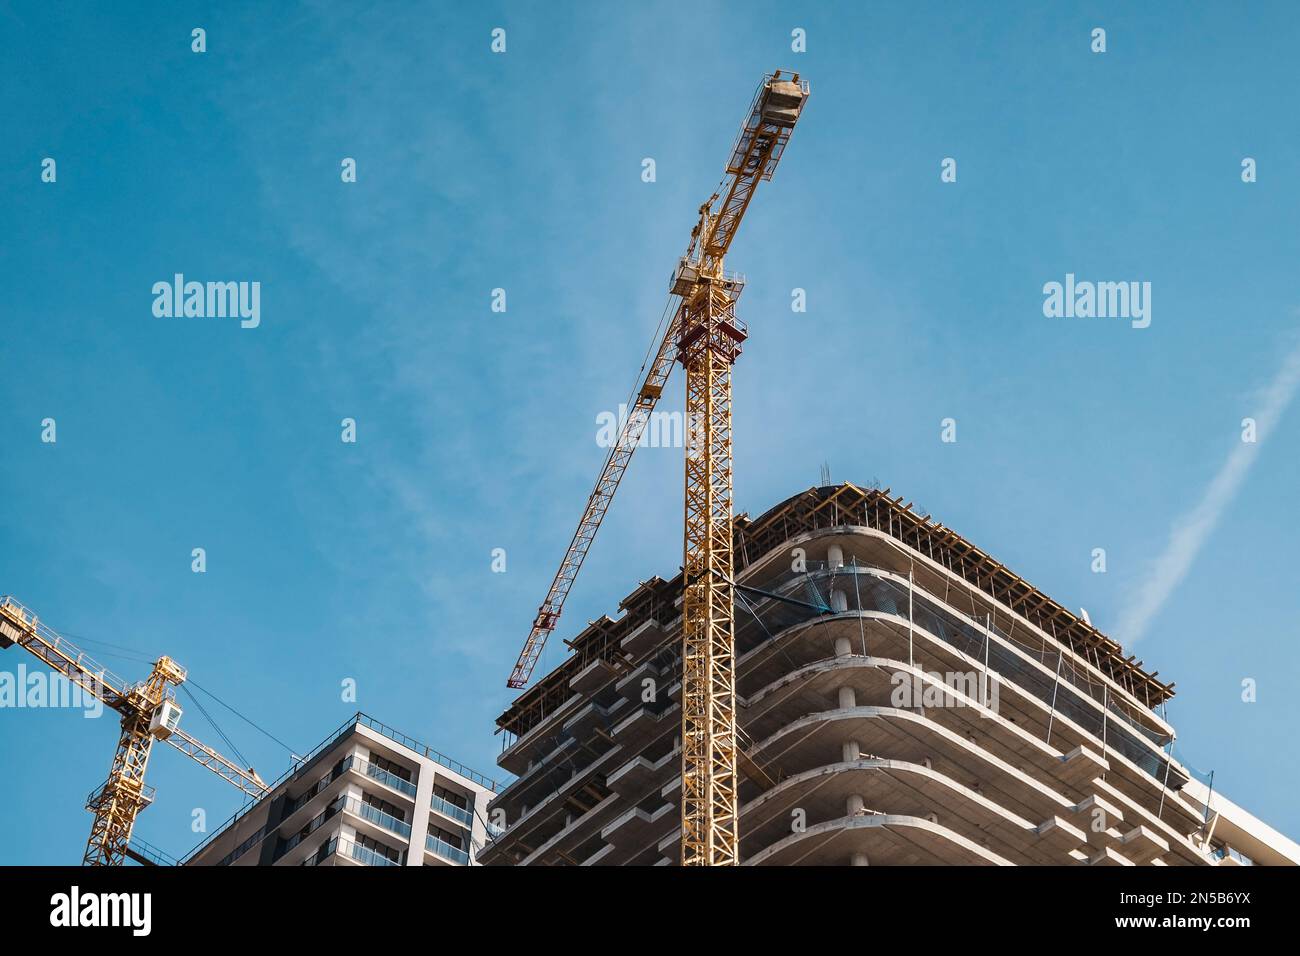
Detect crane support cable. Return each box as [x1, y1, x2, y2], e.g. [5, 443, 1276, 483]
[58, 631, 157, 665]
[48, 624, 299, 760]
[180, 685, 250, 771]
[186, 677, 300, 757]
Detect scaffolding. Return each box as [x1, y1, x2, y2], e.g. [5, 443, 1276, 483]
[497, 483, 1175, 745]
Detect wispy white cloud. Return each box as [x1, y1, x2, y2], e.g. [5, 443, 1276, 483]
[1116, 331, 1300, 645]
[204, 5, 705, 680]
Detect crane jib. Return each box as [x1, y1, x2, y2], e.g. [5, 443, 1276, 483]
[507, 71, 808, 706]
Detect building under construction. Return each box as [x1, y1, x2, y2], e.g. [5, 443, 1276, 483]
[481, 483, 1299, 866]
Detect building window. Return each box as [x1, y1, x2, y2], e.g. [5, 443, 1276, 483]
[363, 792, 406, 822]
[432, 784, 468, 811]
[370, 754, 413, 783]
[428, 825, 464, 850]
[355, 832, 401, 864]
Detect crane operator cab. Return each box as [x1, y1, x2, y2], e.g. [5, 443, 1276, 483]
[150, 699, 183, 739]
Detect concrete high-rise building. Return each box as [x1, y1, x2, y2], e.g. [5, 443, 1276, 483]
[184, 713, 499, 866]
[482, 483, 1299, 866]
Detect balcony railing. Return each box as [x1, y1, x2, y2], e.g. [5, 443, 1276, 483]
[426, 834, 469, 865]
[276, 796, 344, 861]
[430, 793, 473, 827]
[346, 839, 403, 867]
[345, 755, 418, 799]
[345, 797, 412, 838]
[302, 835, 404, 867]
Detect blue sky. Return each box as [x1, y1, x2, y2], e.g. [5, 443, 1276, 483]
[2, 1, 1298, 863]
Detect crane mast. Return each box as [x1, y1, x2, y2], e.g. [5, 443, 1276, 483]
[675, 73, 807, 865]
[505, 71, 808, 866]
[0, 595, 269, 865]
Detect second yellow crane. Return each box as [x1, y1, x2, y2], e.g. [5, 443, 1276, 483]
[0, 595, 269, 865]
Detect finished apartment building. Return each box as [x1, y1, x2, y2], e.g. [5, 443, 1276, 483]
[482, 483, 1299, 866]
[184, 713, 499, 866]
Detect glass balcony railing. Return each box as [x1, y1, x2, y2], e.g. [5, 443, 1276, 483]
[300, 839, 333, 867]
[302, 836, 404, 867]
[345, 797, 413, 838]
[430, 793, 473, 827]
[343, 755, 418, 798]
[346, 839, 403, 867]
[276, 796, 344, 862]
[426, 834, 469, 865]
[279, 793, 412, 865]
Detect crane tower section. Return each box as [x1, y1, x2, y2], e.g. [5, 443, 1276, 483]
[676, 72, 807, 866]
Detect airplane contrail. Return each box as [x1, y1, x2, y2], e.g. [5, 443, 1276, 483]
[1116, 333, 1300, 645]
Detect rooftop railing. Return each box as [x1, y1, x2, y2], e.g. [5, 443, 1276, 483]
[355, 714, 501, 791]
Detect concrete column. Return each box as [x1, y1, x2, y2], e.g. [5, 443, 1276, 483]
[851, 852, 869, 866]
[842, 740, 861, 762]
[830, 588, 848, 613]
[834, 636, 852, 657]
[407, 764, 435, 866]
[846, 794, 865, 815]
[828, 544, 844, 569]
[838, 686, 856, 709]
[471, 787, 491, 861]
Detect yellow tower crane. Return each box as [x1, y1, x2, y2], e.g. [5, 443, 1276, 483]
[506, 71, 809, 865]
[0, 595, 269, 865]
